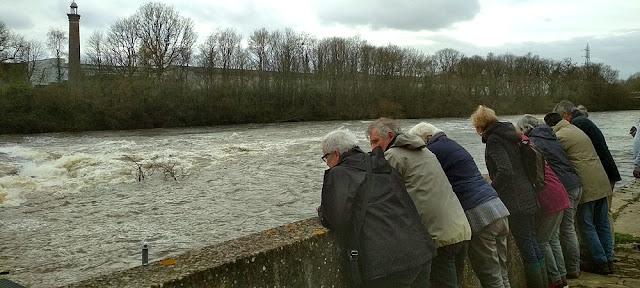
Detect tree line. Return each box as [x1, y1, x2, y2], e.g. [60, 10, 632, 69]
[1, 2, 639, 134]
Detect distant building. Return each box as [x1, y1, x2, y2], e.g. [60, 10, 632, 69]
[29, 58, 67, 85]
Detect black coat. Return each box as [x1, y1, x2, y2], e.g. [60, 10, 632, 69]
[570, 111, 621, 183]
[482, 122, 538, 215]
[526, 124, 582, 191]
[318, 147, 435, 280]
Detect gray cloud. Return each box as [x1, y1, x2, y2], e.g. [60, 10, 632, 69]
[181, 2, 291, 38]
[406, 29, 640, 79]
[313, 0, 481, 31]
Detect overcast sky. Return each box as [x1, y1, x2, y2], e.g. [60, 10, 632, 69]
[2, 0, 639, 79]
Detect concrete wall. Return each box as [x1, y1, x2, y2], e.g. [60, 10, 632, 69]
[64, 217, 526, 288]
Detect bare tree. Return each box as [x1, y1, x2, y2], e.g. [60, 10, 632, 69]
[248, 28, 270, 71]
[23, 40, 45, 83]
[47, 28, 67, 82]
[106, 17, 140, 77]
[85, 30, 105, 71]
[135, 2, 197, 78]
[211, 28, 242, 70]
[0, 21, 11, 63]
[433, 48, 462, 74]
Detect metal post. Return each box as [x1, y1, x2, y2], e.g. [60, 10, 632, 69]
[141, 242, 149, 266]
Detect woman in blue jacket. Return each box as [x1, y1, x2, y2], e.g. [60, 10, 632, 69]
[409, 122, 511, 288]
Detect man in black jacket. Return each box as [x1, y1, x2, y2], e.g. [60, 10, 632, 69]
[317, 129, 436, 288]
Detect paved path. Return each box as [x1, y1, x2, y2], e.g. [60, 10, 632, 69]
[568, 181, 640, 288]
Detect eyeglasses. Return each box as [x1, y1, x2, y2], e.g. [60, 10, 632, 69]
[321, 152, 330, 163]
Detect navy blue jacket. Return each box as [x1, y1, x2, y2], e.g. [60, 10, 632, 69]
[482, 122, 538, 215]
[570, 111, 621, 183]
[526, 125, 582, 191]
[427, 132, 499, 211]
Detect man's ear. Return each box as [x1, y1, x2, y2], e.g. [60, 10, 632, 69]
[387, 131, 394, 139]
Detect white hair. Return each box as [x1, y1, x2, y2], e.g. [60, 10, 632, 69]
[408, 122, 443, 139]
[516, 114, 543, 134]
[322, 129, 359, 154]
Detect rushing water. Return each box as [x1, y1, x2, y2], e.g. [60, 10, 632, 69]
[0, 111, 638, 287]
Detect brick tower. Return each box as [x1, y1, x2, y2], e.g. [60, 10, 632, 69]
[67, 1, 81, 82]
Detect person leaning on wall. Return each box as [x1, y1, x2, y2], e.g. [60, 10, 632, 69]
[547, 113, 614, 275]
[553, 100, 619, 252]
[471, 105, 547, 288]
[408, 122, 512, 288]
[317, 129, 436, 288]
[366, 118, 471, 288]
[517, 115, 575, 287]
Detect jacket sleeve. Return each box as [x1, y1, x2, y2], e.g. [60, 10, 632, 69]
[318, 168, 361, 231]
[486, 137, 515, 192]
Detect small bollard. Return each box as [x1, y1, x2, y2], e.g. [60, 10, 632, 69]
[141, 242, 150, 266]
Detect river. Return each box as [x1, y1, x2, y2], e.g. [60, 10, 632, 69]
[0, 110, 637, 287]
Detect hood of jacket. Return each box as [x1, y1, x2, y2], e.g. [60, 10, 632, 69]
[390, 133, 427, 150]
[482, 122, 521, 144]
[527, 124, 557, 141]
[334, 146, 392, 175]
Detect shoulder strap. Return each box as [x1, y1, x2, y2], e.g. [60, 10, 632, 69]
[346, 154, 374, 286]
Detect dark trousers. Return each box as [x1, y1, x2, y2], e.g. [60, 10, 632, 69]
[364, 260, 432, 288]
[509, 214, 543, 264]
[430, 241, 469, 288]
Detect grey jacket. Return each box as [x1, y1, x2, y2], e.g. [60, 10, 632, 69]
[553, 120, 611, 204]
[385, 133, 471, 248]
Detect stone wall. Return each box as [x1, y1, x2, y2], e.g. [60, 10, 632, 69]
[64, 217, 526, 288]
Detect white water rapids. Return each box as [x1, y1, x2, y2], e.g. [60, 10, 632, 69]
[0, 111, 637, 287]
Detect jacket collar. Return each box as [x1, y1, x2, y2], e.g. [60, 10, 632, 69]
[427, 131, 446, 146]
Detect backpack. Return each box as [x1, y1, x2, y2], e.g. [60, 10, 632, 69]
[519, 139, 546, 191]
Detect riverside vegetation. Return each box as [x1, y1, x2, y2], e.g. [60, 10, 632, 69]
[1, 2, 640, 134]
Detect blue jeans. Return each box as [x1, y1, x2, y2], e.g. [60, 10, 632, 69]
[509, 214, 543, 264]
[577, 197, 613, 264]
[560, 186, 582, 272]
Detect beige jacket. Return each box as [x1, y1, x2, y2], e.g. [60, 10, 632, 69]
[553, 120, 611, 203]
[385, 133, 471, 248]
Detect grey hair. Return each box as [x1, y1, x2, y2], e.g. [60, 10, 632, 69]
[322, 129, 359, 155]
[552, 100, 578, 114]
[366, 117, 402, 139]
[408, 122, 443, 139]
[577, 105, 588, 117]
[516, 114, 543, 134]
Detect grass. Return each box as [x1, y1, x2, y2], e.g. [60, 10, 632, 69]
[614, 232, 640, 244]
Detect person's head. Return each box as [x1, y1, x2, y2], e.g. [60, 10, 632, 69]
[577, 105, 589, 118]
[470, 105, 499, 136]
[552, 100, 578, 121]
[516, 114, 543, 135]
[408, 122, 442, 143]
[321, 129, 359, 168]
[544, 112, 563, 127]
[630, 126, 637, 138]
[366, 117, 401, 151]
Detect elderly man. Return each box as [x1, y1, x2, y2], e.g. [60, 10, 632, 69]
[408, 122, 511, 288]
[317, 129, 436, 288]
[553, 100, 620, 187]
[553, 100, 620, 252]
[367, 118, 471, 288]
[553, 119, 614, 275]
